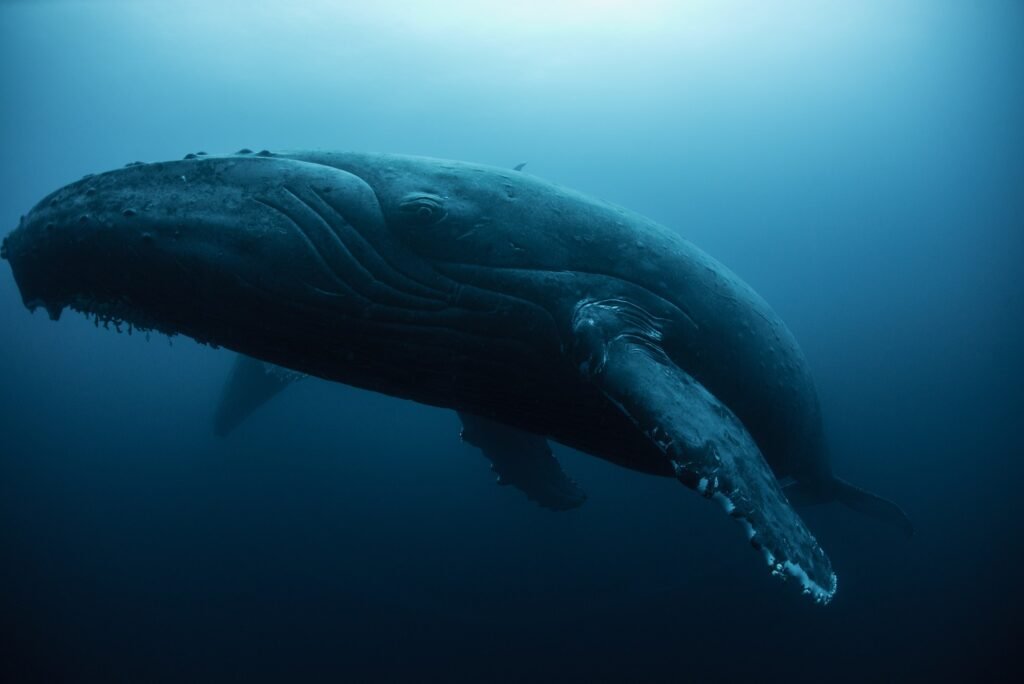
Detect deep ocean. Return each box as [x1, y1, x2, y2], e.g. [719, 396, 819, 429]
[1, 2, 1021, 681]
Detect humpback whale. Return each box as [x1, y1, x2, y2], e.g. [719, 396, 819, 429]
[1, 150, 911, 603]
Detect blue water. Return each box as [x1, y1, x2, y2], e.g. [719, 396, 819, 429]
[1, 2, 1021, 681]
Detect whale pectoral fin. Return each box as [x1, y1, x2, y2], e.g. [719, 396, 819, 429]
[214, 354, 304, 436]
[459, 412, 586, 511]
[572, 300, 837, 603]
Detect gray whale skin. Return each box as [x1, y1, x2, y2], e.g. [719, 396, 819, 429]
[1, 150, 912, 603]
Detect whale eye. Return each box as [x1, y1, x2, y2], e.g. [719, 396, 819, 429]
[398, 194, 446, 225]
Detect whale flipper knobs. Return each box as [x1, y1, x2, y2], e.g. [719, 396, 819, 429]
[2, 150, 910, 603]
[572, 298, 836, 602]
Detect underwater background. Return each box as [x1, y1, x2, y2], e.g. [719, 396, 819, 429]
[1, 1, 1021, 681]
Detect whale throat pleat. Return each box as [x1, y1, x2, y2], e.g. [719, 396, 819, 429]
[258, 185, 448, 313]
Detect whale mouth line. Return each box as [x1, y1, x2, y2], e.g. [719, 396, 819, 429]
[27, 292, 183, 339]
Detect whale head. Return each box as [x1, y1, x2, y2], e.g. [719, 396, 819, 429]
[2, 154, 418, 354]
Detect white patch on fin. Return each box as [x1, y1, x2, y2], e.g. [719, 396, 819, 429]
[780, 560, 837, 605]
[712, 491, 736, 514]
[738, 517, 756, 541]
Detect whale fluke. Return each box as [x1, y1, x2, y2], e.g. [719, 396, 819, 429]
[833, 478, 914, 538]
[784, 478, 914, 538]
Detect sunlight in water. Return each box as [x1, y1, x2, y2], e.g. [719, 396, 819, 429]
[123, 0, 900, 97]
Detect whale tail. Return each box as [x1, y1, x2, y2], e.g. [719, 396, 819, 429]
[785, 477, 913, 538]
[832, 477, 914, 537]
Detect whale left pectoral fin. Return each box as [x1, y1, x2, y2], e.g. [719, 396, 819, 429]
[572, 300, 837, 603]
[459, 412, 586, 511]
[214, 354, 305, 436]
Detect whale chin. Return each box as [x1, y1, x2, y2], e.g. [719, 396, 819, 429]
[26, 291, 185, 339]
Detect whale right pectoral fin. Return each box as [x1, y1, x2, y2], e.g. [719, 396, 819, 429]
[572, 300, 837, 603]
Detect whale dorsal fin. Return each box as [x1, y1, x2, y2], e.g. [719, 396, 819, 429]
[459, 412, 585, 511]
[571, 298, 837, 603]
